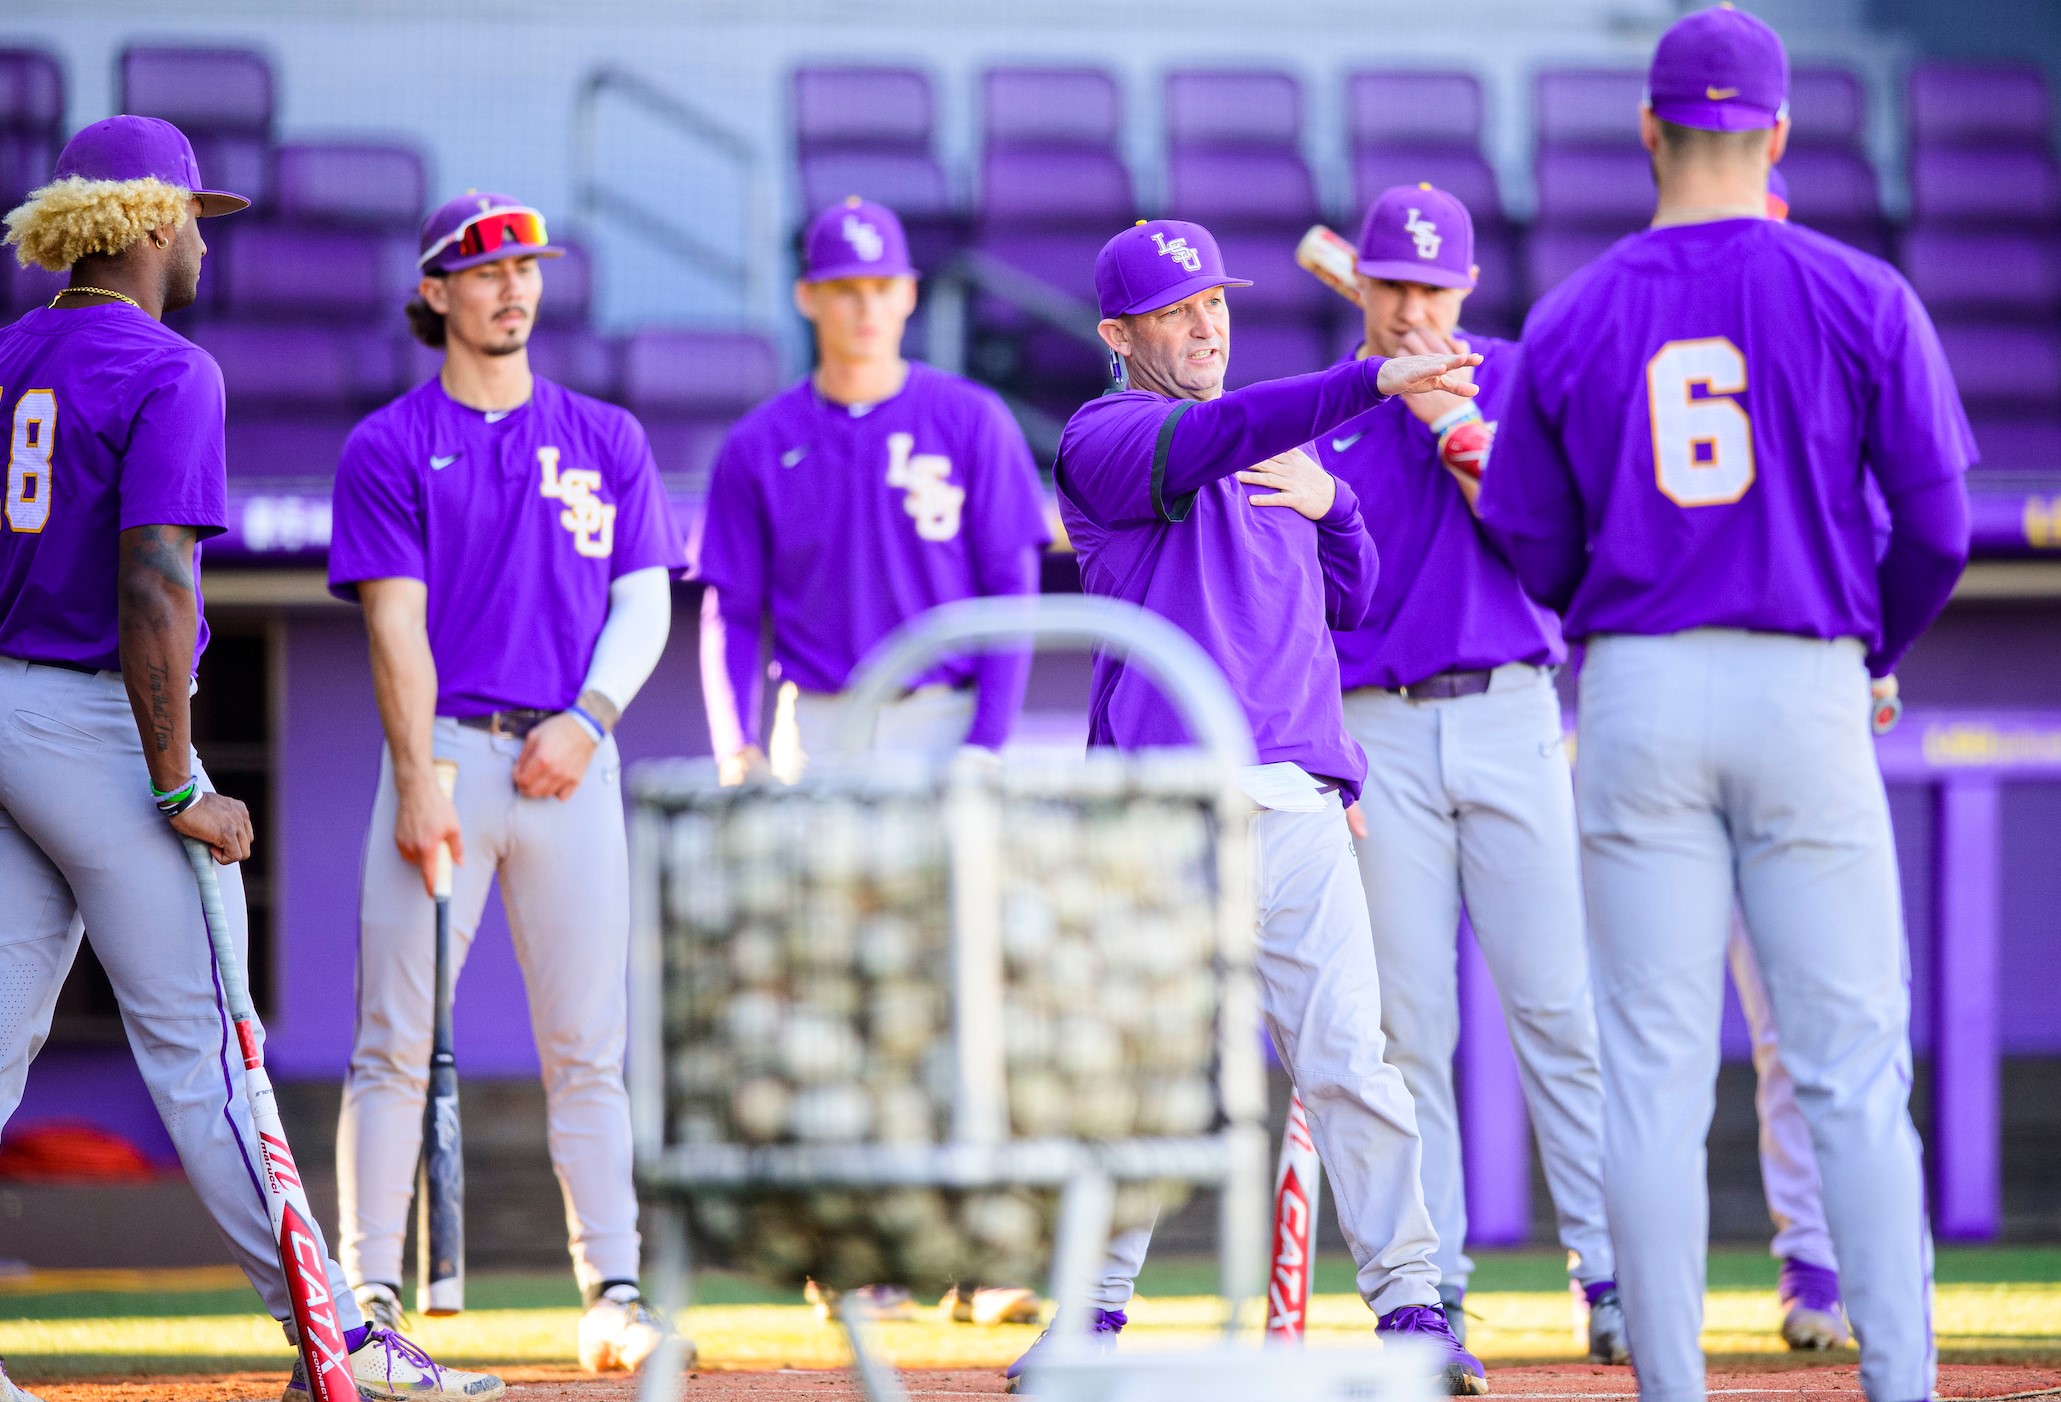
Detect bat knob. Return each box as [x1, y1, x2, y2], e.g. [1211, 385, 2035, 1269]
[1871, 695, 1903, 735]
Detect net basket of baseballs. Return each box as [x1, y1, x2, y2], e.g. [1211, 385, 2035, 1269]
[626, 596, 1270, 1303]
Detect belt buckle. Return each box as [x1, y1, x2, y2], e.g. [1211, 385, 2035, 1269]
[488, 712, 513, 739]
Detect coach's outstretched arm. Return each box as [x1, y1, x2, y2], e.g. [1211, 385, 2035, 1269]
[360, 576, 463, 895]
[118, 523, 253, 865]
[1159, 353, 1481, 501]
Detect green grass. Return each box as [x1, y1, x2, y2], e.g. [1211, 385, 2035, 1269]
[3, 1248, 2057, 1383]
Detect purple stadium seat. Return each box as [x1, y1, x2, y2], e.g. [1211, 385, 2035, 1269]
[1910, 148, 2061, 226]
[1167, 149, 1319, 226]
[1223, 319, 1329, 389]
[1909, 63, 2052, 150]
[1525, 226, 1630, 301]
[798, 149, 952, 217]
[971, 229, 1106, 307]
[273, 143, 427, 228]
[221, 224, 416, 319]
[1534, 70, 1645, 148]
[983, 67, 1122, 150]
[1936, 323, 2061, 411]
[0, 50, 62, 206]
[1352, 149, 1503, 223]
[1467, 227, 1520, 319]
[536, 239, 595, 327]
[619, 329, 781, 490]
[120, 46, 272, 133]
[1346, 71, 1484, 148]
[1779, 148, 1882, 222]
[1902, 229, 2061, 318]
[1210, 232, 1335, 318]
[191, 321, 398, 481]
[793, 67, 933, 153]
[525, 329, 618, 401]
[1787, 68, 1867, 149]
[981, 149, 1133, 224]
[1165, 70, 1302, 149]
[1533, 147, 1653, 225]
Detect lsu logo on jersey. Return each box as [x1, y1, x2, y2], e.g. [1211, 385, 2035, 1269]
[885, 432, 964, 542]
[537, 446, 615, 558]
[1150, 232, 1203, 273]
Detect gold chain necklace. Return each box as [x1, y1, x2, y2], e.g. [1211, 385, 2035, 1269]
[49, 286, 144, 311]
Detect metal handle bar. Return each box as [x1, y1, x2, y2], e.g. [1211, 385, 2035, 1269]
[834, 594, 1257, 767]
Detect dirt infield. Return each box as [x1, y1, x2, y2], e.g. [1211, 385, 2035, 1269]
[29, 1363, 2061, 1402]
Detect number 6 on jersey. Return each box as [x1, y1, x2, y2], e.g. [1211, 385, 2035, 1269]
[1647, 338, 1754, 507]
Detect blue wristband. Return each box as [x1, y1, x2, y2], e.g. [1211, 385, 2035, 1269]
[566, 704, 606, 743]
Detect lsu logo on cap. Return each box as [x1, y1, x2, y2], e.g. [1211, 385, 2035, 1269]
[842, 213, 884, 262]
[1404, 208, 1442, 260]
[1151, 231, 1203, 273]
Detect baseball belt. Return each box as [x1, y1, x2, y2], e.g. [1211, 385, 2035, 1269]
[457, 708, 557, 739]
[1394, 667, 1497, 702]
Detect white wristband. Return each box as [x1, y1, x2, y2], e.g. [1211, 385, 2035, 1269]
[1429, 403, 1484, 436]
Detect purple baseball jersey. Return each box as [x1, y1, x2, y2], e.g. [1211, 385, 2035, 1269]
[1318, 335, 1564, 689]
[0, 304, 227, 674]
[1056, 358, 1389, 795]
[328, 375, 685, 716]
[1479, 219, 1975, 653]
[694, 362, 1050, 741]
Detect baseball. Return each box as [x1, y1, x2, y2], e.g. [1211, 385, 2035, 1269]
[790, 1082, 872, 1141]
[731, 1075, 792, 1142]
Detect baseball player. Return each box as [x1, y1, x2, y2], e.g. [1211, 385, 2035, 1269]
[1723, 166, 1851, 1354]
[0, 118, 495, 1401]
[328, 191, 684, 1373]
[1316, 183, 1626, 1364]
[1010, 218, 1488, 1394]
[698, 197, 1049, 790]
[1478, 10, 1973, 1400]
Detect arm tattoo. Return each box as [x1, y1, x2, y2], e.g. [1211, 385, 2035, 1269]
[127, 524, 198, 591]
[147, 659, 173, 755]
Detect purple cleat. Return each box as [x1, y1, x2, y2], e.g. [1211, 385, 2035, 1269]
[1003, 1308, 1125, 1395]
[1778, 1257, 1850, 1350]
[1378, 1303, 1490, 1396]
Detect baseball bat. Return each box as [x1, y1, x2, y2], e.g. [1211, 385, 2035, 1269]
[1265, 1090, 1323, 1345]
[182, 837, 359, 1402]
[418, 758, 465, 1315]
[1295, 225, 1365, 309]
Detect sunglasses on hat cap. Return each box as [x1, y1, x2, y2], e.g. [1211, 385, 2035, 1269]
[418, 206, 551, 269]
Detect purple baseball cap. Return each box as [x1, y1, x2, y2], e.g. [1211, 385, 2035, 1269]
[54, 115, 248, 216]
[417, 192, 564, 274]
[1356, 183, 1475, 290]
[1645, 4, 1789, 133]
[1094, 219, 1250, 319]
[802, 196, 916, 281]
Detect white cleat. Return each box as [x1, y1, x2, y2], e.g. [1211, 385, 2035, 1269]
[283, 1326, 504, 1400]
[353, 1282, 408, 1333]
[0, 1358, 46, 1402]
[1782, 1302, 1852, 1350]
[579, 1285, 690, 1374]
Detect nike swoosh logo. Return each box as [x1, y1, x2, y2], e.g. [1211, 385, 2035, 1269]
[779, 446, 808, 468]
[1706, 85, 1739, 100]
[430, 454, 457, 470]
[484, 410, 512, 423]
[1331, 433, 1364, 453]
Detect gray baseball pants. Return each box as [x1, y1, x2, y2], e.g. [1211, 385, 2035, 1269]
[1340, 666, 1613, 1292]
[1579, 630, 1930, 1402]
[0, 657, 363, 1336]
[1093, 794, 1443, 1318]
[768, 681, 973, 782]
[337, 717, 639, 1296]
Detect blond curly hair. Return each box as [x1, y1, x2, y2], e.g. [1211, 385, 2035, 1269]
[3, 176, 192, 272]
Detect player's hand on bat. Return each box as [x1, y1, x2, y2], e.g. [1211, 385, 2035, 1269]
[1376, 349, 1483, 399]
[719, 743, 770, 787]
[172, 791, 254, 865]
[395, 776, 464, 897]
[513, 713, 597, 801]
[1395, 328, 1477, 426]
[1236, 447, 1337, 521]
[1345, 801, 1368, 842]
